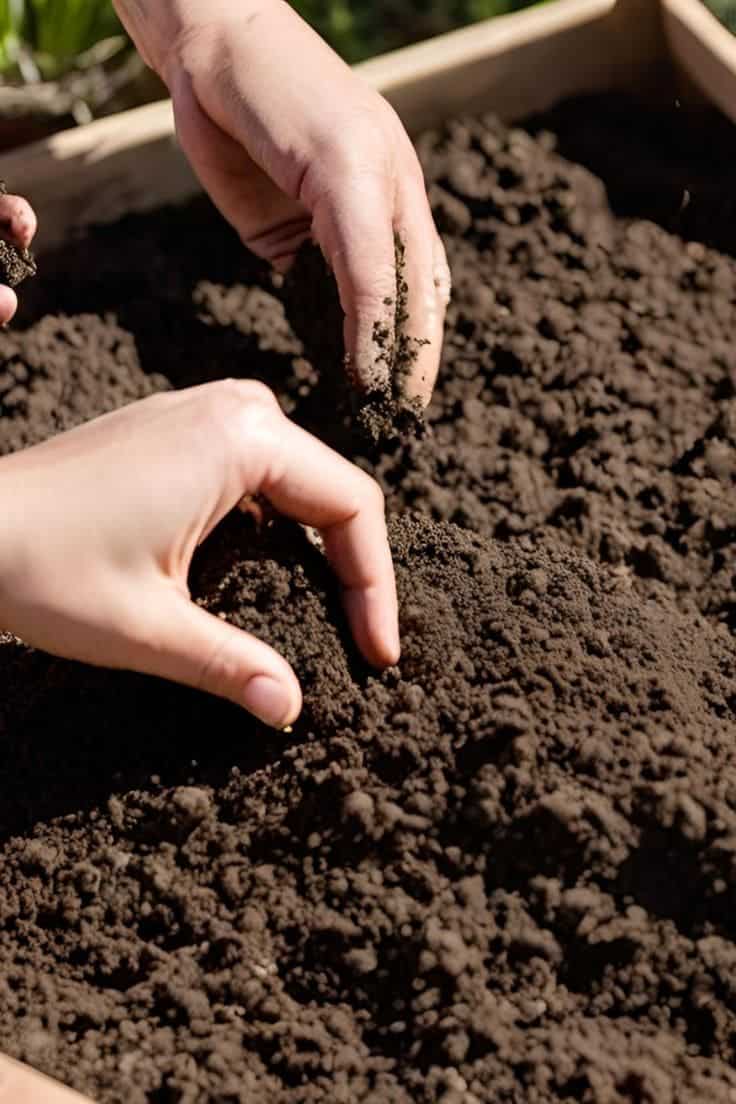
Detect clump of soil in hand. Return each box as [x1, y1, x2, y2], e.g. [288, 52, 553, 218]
[3, 96, 736, 1102]
[0, 182, 36, 289]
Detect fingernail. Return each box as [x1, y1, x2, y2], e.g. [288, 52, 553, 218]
[243, 675, 294, 728]
[381, 607, 401, 667]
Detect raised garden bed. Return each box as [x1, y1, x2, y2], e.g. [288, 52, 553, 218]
[1, 0, 736, 1101]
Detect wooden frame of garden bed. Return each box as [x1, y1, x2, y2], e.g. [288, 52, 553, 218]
[0, 0, 733, 1097]
[0, 0, 726, 257]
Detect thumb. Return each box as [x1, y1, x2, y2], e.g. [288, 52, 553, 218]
[0, 1054, 93, 1102]
[141, 594, 303, 729]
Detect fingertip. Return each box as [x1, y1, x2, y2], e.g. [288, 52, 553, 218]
[344, 304, 393, 394]
[243, 670, 303, 729]
[0, 284, 18, 325]
[344, 585, 401, 670]
[408, 360, 435, 409]
[404, 323, 442, 407]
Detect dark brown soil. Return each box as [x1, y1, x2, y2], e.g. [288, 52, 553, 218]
[1, 95, 736, 1102]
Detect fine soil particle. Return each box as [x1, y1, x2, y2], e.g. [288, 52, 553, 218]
[1, 95, 736, 1102]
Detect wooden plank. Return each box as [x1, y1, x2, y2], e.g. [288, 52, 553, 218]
[0, 0, 668, 255]
[358, 0, 667, 132]
[0, 1054, 95, 1103]
[662, 0, 736, 121]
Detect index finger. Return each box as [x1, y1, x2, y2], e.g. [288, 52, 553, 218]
[249, 407, 400, 668]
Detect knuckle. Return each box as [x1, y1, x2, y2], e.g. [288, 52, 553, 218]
[319, 106, 398, 182]
[361, 472, 386, 516]
[235, 378, 280, 411]
[197, 631, 242, 699]
[204, 378, 280, 433]
[351, 262, 397, 310]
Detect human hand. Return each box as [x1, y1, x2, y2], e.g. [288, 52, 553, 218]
[113, 0, 451, 404]
[0, 190, 36, 324]
[0, 381, 399, 728]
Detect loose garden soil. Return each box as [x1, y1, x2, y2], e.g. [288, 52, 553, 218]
[0, 94, 736, 1103]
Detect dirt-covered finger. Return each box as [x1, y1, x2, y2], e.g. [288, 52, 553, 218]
[306, 170, 397, 394]
[395, 180, 449, 405]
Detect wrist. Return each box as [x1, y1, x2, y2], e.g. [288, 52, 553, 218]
[113, 0, 272, 79]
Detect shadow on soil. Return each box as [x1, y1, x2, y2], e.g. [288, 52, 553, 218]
[526, 93, 736, 258]
[0, 643, 285, 844]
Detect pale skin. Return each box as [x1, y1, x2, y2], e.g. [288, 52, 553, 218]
[114, 0, 452, 399]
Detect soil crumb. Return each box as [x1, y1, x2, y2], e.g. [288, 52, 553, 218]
[1, 95, 736, 1101]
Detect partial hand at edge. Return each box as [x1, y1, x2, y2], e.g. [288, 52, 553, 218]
[0, 191, 37, 325]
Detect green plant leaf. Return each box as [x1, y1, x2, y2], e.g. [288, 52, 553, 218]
[0, 0, 24, 73]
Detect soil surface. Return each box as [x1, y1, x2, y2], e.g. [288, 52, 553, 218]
[1, 95, 736, 1102]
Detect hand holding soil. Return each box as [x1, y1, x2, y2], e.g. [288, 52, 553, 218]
[0, 380, 398, 727]
[0, 186, 36, 324]
[114, 0, 451, 404]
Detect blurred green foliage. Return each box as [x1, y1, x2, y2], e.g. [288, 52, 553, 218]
[292, 0, 534, 62]
[705, 0, 736, 31]
[0, 0, 541, 79]
[0, 0, 123, 78]
[25, 0, 121, 69]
